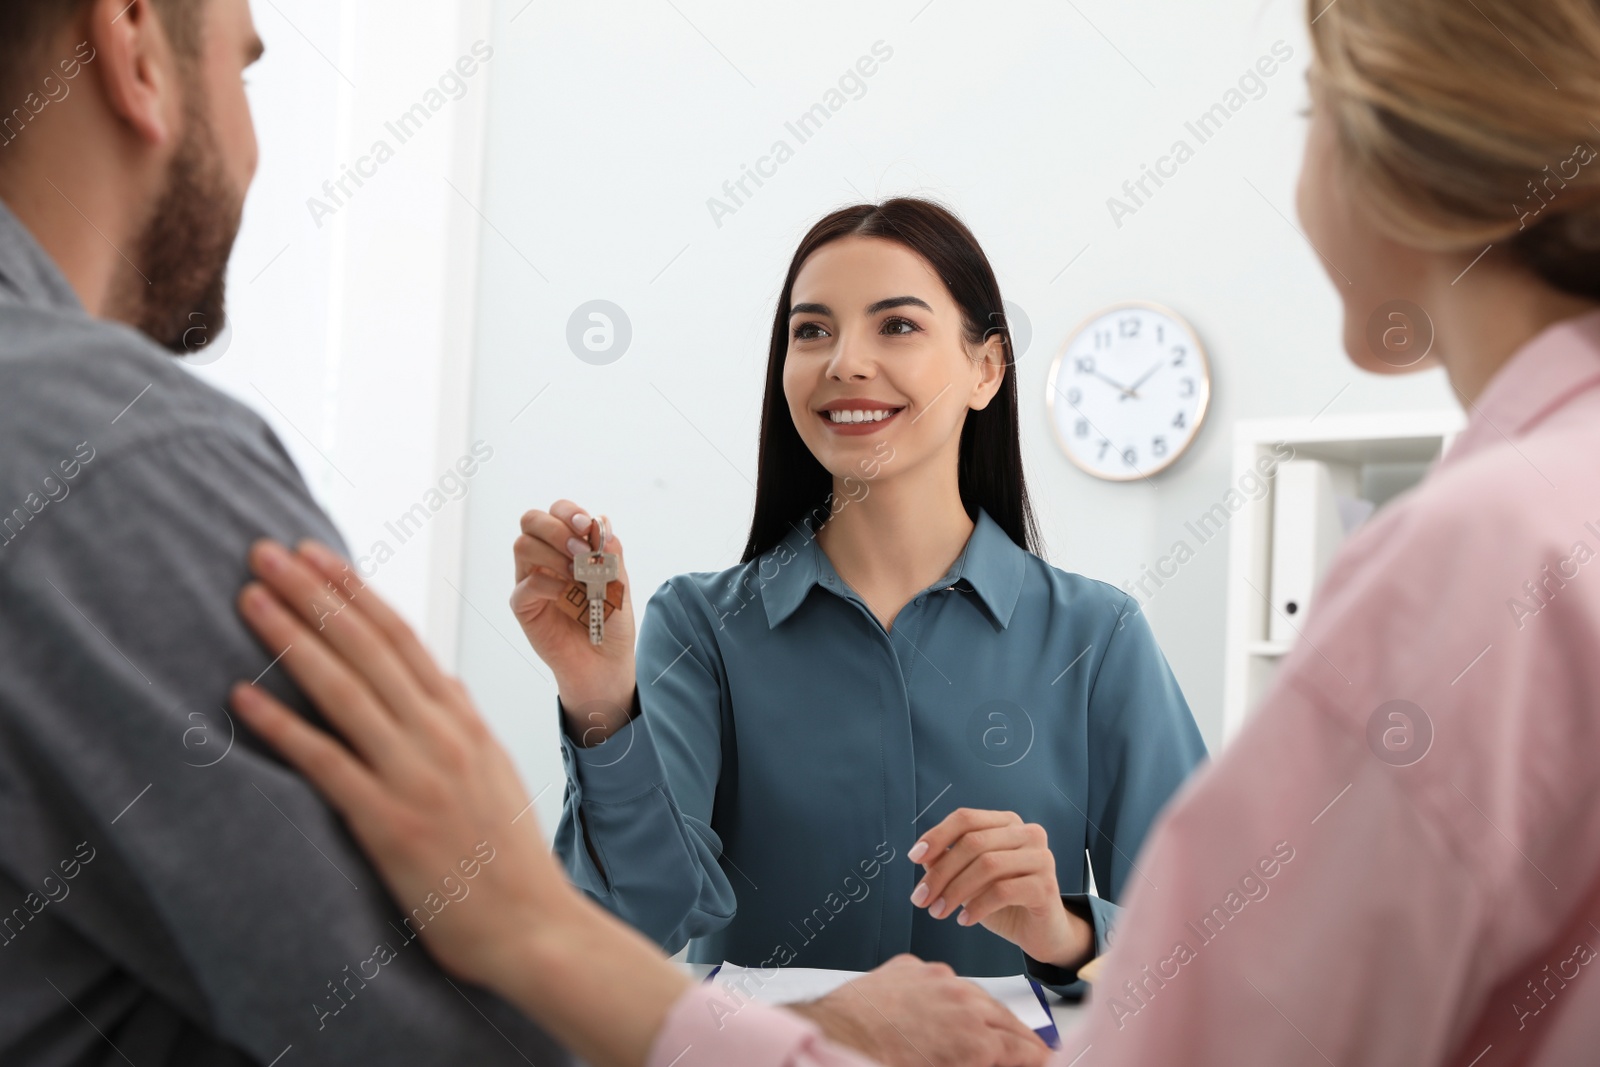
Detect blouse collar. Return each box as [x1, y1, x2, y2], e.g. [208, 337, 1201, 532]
[760, 505, 1028, 631]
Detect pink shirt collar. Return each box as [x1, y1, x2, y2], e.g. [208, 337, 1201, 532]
[1445, 307, 1600, 466]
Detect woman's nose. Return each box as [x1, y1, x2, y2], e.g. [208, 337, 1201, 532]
[826, 331, 875, 381]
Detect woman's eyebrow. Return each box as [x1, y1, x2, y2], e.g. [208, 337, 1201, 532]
[789, 296, 935, 318]
[865, 296, 933, 315]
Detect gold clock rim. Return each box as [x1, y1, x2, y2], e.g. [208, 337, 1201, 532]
[1043, 299, 1213, 483]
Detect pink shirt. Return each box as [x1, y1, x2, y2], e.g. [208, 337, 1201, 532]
[645, 307, 1600, 1067]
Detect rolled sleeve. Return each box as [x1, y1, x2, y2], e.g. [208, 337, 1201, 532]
[1023, 893, 1119, 999]
[559, 689, 668, 803]
[552, 580, 739, 954]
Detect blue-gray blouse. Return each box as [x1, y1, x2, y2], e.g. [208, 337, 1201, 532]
[554, 507, 1206, 994]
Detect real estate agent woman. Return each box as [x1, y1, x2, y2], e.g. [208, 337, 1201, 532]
[507, 198, 1207, 992]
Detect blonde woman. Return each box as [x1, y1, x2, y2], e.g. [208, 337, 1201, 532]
[229, 0, 1600, 1064]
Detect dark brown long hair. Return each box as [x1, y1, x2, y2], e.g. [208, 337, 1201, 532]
[740, 198, 1043, 562]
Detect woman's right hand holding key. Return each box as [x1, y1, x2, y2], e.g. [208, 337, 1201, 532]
[511, 500, 638, 746]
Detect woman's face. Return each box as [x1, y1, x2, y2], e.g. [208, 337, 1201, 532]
[782, 236, 1005, 489]
[1296, 67, 1440, 375]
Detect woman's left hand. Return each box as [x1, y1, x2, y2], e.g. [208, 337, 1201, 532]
[907, 808, 1094, 971]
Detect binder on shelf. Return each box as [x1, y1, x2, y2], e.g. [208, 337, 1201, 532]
[1268, 460, 1350, 643]
[1225, 412, 1464, 739]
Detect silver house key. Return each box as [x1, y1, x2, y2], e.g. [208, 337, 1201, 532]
[572, 516, 619, 645]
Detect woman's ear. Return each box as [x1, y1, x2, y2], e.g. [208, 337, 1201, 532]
[967, 334, 1008, 411]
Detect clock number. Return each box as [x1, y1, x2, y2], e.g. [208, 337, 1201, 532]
[1173, 410, 1187, 430]
[1094, 330, 1112, 350]
[1075, 418, 1089, 438]
[1118, 317, 1140, 339]
[1156, 324, 1165, 344]
[1075, 355, 1096, 374]
[1097, 439, 1111, 461]
[1122, 446, 1138, 467]
[1172, 345, 1187, 367]
[1178, 377, 1195, 398]
[1066, 387, 1082, 406]
[1152, 436, 1168, 459]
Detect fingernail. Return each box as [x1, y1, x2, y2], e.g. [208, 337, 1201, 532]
[910, 883, 930, 907]
[572, 513, 592, 532]
[907, 841, 928, 863]
[256, 542, 288, 574]
[567, 537, 589, 557]
[241, 585, 269, 613]
[930, 897, 946, 919]
[299, 540, 340, 569]
[957, 909, 972, 926]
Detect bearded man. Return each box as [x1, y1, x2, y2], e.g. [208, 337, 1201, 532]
[0, 3, 570, 1063]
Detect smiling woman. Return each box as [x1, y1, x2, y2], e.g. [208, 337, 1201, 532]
[506, 198, 1208, 999]
[750, 199, 1038, 564]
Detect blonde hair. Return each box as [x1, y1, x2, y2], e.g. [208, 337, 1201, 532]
[1308, 0, 1600, 299]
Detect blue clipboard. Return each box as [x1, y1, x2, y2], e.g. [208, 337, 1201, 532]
[704, 966, 1060, 1049]
[1026, 977, 1060, 1048]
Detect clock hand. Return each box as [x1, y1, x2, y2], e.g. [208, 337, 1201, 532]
[1089, 370, 1136, 398]
[1123, 360, 1165, 400]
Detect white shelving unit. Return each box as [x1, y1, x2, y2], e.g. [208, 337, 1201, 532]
[1221, 410, 1466, 741]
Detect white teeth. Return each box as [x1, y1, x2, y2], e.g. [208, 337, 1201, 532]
[827, 409, 898, 424]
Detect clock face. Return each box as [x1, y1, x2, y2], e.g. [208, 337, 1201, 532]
[1045, 302, 1211, 481]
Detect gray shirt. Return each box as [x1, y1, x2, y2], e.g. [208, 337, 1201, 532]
[0, 198, 568, 1066]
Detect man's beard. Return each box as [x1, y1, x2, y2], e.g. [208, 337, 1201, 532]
[123, 100, 243, 354]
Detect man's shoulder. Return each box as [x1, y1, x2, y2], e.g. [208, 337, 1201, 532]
[0, 303, 291, 505]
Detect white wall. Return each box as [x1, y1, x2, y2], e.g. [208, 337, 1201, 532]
[446, 0, 1460, 835]
[190, 0, 492, 664]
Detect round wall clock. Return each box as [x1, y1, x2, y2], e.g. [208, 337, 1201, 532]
[1045, 301, 1211, 481]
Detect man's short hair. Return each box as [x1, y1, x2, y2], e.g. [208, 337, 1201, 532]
[0, 0, 205, 110]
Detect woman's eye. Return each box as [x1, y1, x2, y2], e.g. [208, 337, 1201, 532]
[793, 322, 829, 341]
[882, 317, 919, 335]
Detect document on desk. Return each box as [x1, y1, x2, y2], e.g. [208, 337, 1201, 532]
[711, 964, 1056, 1041]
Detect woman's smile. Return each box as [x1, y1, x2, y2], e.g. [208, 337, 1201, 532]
[817, 398, 907, 435]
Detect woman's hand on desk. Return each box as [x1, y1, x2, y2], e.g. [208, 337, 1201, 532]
[511, 501, 639, 743]
[908, 809, 1095, 973]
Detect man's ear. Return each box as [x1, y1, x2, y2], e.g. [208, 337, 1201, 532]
[84, 0, 181, 148]
[968, 334, 1008, 412]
